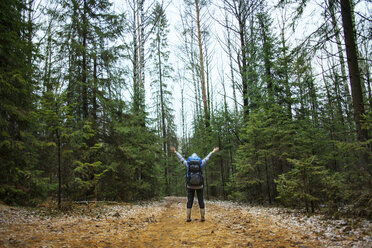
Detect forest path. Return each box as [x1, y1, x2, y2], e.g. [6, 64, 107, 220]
[1, 196, 370, 247]
[127, 197, 321, 248]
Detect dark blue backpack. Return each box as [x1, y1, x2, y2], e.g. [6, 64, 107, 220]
[187, 157, 203, 186]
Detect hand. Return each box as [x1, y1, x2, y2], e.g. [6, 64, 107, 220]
[212, 147, 219, 153]
[171, 146, 176, 153]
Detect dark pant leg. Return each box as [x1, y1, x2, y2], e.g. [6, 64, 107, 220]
[196, 188, 205, 209]
[187, 188, 195, 208]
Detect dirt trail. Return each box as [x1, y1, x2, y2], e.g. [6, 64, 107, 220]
[1, 197, 370, 247]
[128, 197, 321, 248]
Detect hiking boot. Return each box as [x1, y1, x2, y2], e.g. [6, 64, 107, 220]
[200, 208, 205, 222]
[187, 208, 191, 222]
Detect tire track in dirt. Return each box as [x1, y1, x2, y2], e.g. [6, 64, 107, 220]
[126, 197, 322, 247]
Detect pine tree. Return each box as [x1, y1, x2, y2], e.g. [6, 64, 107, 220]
[276, 156, 331, 213]
[194, 0, 210, 128]
[340, 0, 371, 175]
[149, 2, 176, 195]
[276, 5, 294, 118]
[257, 3, 276, 105]
[0, 0, 45, 205]
[36, 0, 124, 204]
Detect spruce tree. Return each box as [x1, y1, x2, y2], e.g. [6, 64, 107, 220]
[148, 2, 176, 195]
[0, 0, 45, 205]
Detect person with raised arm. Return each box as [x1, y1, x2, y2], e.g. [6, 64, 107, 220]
[171, 146, 219, 222]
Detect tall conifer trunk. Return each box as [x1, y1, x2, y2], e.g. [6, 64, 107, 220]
[82, 0, 88, 119]
[195, 0, 210, 128]
[238, 18, 249, 119]
[329, 0, 352, 127]
[340, 0, 371, 173]
[279, 27, 292, 118]
[93, 54, 98, 123]
[56, 129, 61, 209]
[139, 0, 145, 113]
[132, 3, 139, 112]
[225, 11, 238, 114]
[158, 29, 168, 195]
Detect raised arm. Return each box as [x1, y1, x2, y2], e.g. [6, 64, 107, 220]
[202, 147, 219, 165]
[171, 146, 187, 167]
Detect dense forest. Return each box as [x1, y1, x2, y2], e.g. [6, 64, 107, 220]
[0, 0, 371, 218]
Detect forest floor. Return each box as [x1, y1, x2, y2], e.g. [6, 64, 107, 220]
[0, 197, 371, 248]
